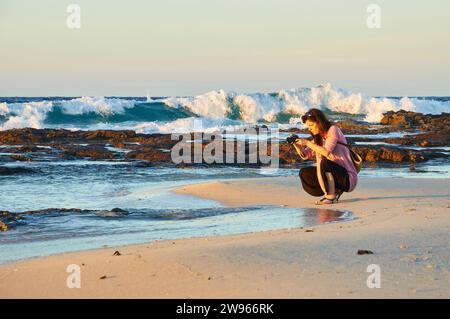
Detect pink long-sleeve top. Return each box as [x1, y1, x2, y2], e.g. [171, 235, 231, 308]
[301, 125, 358, 192]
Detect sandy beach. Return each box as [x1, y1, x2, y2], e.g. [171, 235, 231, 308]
[0, 176, 449, 298]
[2, 0, 449, 303]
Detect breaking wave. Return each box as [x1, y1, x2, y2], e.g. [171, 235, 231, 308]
[1, 84, 448, 133]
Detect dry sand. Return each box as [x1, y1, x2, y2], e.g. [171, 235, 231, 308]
[0, 176, 449, 298]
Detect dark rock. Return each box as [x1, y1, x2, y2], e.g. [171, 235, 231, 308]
[283, 120, 405, 136]
[110, 141, 127, 148]
[336, 120, 395, 135]
[0, 126, 447, 166]
[353, 146, 427, 163]
[126, 147, 172, 163]
[0, 128, 44, 144]
[383, 131, 450, 147]
[10, 154, 32, 162]
[129, 134, 178, 148]
[0, 220, 8, 231]
[84, 130, 136, 140]
[0, 166, 35, 175]
[381, 110, 450, 131]
[95, 210, 126, 217]
[56, 145, 114, 160]
[111, 208, 127, 213]
[279, 143, 303, 164]
[280, 127, 309, 134]
[0, 128, 137, 144]
[0, 211, 24, 231]
[16, 145, 45, 153]
[357, 250, 374, 255]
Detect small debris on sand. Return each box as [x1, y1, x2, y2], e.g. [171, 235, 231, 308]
[357, 250, 374, 255]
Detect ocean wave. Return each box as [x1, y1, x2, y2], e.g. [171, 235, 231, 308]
[0, 101, 53, 130]
[54, 117, 247, 134]
[1, 84, 448, 132]
[157, 83, 449, 123]
[0, 98, 196, 131]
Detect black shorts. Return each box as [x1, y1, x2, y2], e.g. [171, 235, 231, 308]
[299, 158, 350, 197]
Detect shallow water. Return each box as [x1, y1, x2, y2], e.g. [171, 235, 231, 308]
[0, 205, 352, 264]
[0, 159, 356, 264]
[0, 148, 448, 265]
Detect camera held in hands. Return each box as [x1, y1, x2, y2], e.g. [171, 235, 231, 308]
[286, 134, 299, 144]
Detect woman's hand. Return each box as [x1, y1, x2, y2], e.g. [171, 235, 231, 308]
[295, 138, 329, 158]
[295, 138, 309, 147]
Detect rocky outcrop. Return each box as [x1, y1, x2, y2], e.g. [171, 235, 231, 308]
[0, 220, 8, 231]
[0, 211, 20, 231]
[0, 166, 36, 175]
[55, 144, 115, 160]
[0, 128, 168, 145]
[0, 128, 74, 144]
[380, 110, 450, 131]
[278, 143, 301, 164]
[0, 208, 131, 232]
[0, 120, 448, 167]
[10, 154, 33, 162]
[383, 131, 450, 147]
[335, 120, 398, 135]
[126, 146, 172, 163]
[280, 144, 441, 164]
[281, 122, 397, 136]
[352, 146, 428, 163]
[84, 130, 136, 140]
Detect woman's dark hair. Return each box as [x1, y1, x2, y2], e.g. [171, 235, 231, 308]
[301, 108, 332, 146]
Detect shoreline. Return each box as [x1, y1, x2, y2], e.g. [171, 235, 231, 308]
[1, 176, 449, 298]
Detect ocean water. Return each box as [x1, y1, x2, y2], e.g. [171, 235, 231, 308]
[0, 159, 355, 264]
[1, 83, 449, 133]
[0, 157, 448, 264]
[0, 83, 449, 264]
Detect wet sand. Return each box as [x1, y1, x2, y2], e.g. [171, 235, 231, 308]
[0, 177, 449, 298]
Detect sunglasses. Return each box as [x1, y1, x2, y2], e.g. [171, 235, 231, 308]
[301, 112, 316, 123]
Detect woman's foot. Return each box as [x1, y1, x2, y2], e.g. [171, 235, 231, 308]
[315, 196, 338, 205]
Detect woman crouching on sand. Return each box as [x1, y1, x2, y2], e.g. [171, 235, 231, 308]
[291, 109, 358, 204]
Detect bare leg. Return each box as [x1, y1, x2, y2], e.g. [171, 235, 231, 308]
[315, 170, 338, 205]
[325, 172, 336, 199]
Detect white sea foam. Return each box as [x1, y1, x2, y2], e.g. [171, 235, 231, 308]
[0, 101, 53, 130]
[0, 97, 136, 130]
[59, 96, 135, 115]
[0, 102, 9, 116]
[132, 117, 246, 134]
[233, 93, 283, 123]
[162, 89, 231, 119]
[158, 83, 449, 124]
[50, 117, 247, 135]
[0, 84, 448, 131]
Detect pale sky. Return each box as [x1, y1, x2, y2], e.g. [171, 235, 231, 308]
[1, 0, 449, 96]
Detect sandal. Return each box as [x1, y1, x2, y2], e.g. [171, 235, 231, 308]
[335, 189, 344, 202]
[315, 196, 338, 205]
